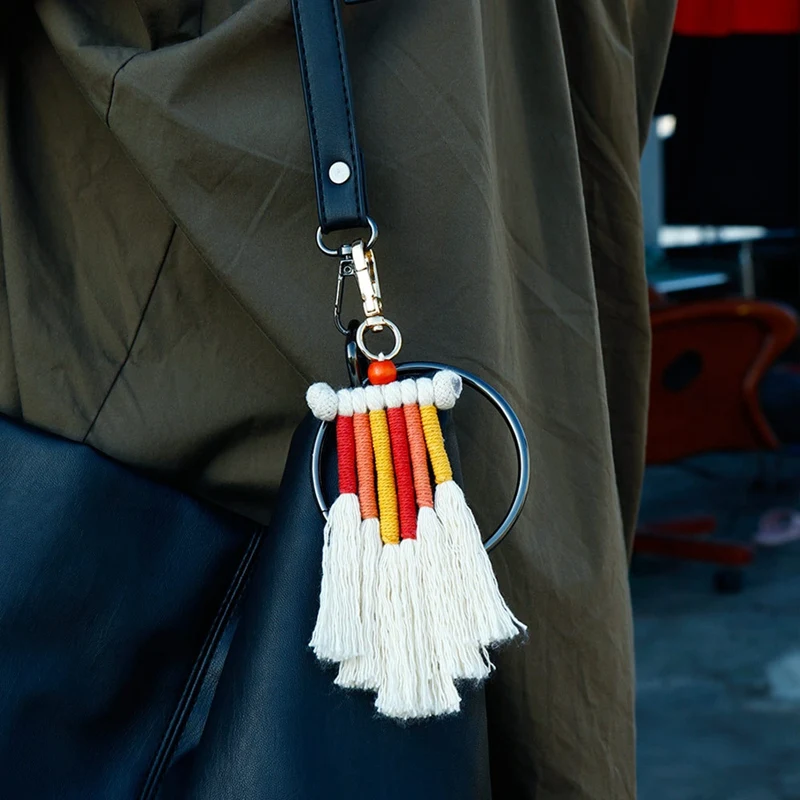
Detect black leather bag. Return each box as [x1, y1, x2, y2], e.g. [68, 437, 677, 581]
[0, 413, 490, 799]
[0, 412, 259, 798]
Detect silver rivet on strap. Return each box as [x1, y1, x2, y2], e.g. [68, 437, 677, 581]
[328, 161, 351, 184]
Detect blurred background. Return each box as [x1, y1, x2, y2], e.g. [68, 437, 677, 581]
[634, 2, 800, 798]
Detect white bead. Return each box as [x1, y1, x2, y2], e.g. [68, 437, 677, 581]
[433, 370, 462, 410]
[306, 382, 338, 421]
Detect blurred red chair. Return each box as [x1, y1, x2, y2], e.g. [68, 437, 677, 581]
[635, 293, 798, 587]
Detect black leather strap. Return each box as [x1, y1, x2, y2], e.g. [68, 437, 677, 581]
[291, 0, 369, 234]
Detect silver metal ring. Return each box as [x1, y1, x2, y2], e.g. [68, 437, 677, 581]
[311, 362, 529, 552]
[316, 217, 378, 257]
[355, 318, 403, 362]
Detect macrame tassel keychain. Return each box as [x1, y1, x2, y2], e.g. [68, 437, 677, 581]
[306, 357, 526, 719]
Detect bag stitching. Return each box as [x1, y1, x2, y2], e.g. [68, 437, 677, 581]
[293, 0, 327, 227]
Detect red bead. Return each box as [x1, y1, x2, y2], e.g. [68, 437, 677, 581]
[368, 359, 397, 385]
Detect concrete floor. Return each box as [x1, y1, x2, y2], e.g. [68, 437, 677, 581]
[633, 452, 800, 800]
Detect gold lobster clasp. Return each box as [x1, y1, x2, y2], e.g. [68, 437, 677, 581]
[334, 239, 384, 335]
[351, 241, 383, 325]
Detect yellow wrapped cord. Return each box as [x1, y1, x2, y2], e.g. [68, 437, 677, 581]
[369, 408, 400, 545]
[419, 404, 454, 485]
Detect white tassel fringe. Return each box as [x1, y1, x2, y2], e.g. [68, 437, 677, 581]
[374, 543, 415, 717]
[375, 539, 460, 719]
[335, 516, 383, 689]
[435, 480, 525, 646]
[416, 505, 492, 681]
[308, 492, 365, 662]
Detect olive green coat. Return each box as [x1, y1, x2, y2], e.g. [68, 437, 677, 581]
[0, 1, 675, 796]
